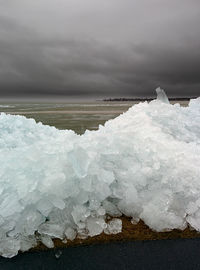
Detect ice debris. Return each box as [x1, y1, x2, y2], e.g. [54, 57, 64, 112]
[0, 89, 200, 257]
[104, 218, 122, 234]
[155, 86, 170, 104]
[55, 249, 62, 259]
[40, 234, 54, 248]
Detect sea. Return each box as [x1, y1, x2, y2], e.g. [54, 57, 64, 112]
[0, 100, 189, 134]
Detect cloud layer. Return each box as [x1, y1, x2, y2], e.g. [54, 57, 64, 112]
[0, 0, 200, 99]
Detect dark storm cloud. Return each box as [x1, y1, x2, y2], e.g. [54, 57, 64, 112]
[0, 0, 200, 99]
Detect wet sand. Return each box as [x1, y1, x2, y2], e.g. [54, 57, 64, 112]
[34, 216, 200, 252]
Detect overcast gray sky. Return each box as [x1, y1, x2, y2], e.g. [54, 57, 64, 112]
[0, 0, 200, 99]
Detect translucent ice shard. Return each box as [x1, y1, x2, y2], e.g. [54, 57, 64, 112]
[64, 227, 77, 241]
[0, 238, 20, 258]
[104, 218, 122, 234]
[156, 87, 170, 103]
[86, 217, 106, 236]
[20, 236, 37, 252]
[38, 223, 65, 239]
[40, 234, 54, 248]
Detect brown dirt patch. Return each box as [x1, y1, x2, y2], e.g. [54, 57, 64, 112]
[32, 216, 200, 252]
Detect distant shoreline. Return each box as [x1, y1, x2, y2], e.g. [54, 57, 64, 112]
[102, 97, 196, 102]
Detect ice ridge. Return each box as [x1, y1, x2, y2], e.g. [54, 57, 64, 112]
[0, 89, 200, 257]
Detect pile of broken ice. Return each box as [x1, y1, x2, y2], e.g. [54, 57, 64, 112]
[0, 88, 200, 257]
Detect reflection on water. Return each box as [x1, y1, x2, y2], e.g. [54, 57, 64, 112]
[0, 100, 189, 134]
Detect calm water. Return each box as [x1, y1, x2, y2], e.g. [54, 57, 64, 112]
[0, 100, 189, 134]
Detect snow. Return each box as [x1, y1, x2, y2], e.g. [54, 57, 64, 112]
[0, 88, 200, 257]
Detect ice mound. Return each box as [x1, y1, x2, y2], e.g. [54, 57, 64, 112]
[0, 88, 200, 257]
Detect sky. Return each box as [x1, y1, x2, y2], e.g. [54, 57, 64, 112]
[0, 0, 200, 100]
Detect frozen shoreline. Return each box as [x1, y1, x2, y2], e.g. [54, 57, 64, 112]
[0, 88, 200, 258]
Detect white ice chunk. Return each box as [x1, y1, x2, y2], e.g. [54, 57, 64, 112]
[0, 194, 23, 217]
[156, 87, 170, 104]
[20, 235, 37, 252]
[86, 217, 107, 237]
[102, 200, 122, 217]
[0, 238, 20, 258]
[40, 234, 54, 248]
[131, 217, 140, 225]
[104, 218, 122, 234]
[38, 223, 65, 239]
[64, 227, 77, 241]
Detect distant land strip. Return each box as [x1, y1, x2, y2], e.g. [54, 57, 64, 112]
[102, 97, 196, 102]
